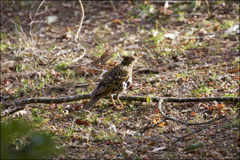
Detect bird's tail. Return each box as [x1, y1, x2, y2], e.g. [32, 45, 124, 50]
[83, 96, 102, 110]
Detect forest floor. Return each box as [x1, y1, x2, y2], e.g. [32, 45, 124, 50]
[1, 1, 240, 159]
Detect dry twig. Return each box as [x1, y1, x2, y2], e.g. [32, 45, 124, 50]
[140, 98, 226, 145]
[75, 0, 84, 41]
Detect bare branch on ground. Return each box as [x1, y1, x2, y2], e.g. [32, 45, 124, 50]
[140, 98, 226, 145]
[3, 95, 239, 108]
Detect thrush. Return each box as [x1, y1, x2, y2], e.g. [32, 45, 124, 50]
[83, 56, 137, 110]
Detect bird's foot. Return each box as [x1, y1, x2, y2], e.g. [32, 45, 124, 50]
[115, 105, 124, 110]
[109, 104, 124, 110]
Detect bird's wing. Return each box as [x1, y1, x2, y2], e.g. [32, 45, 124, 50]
[91, 70, 129, 96]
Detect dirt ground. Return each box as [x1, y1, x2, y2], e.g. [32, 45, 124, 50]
[1, 1, 240, 159]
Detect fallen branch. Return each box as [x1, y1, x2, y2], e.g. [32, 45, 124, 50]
[140, 98, 226, 145]
[171, 115, 227, 145]
[157, 99, 226, 126]
[3, 95, 239, 108]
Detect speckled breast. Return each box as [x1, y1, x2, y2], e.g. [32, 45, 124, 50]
[112, 77, 132, 94]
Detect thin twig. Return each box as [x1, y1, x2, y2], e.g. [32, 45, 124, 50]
[176, 124, 189, 140]
[171, 125, 209, 145]
[71, 46, 86, 63]
[157, 99, 226, 126]
[140, 118, 167, 133]
[29, 20, 48, 26]
[29, 0, 46, 43]
[99, 69, 108, 80]
[139, 98, 226, 133]
[155, 98, 226, 145]
[75, 82, 99, 88]
[75, 0, 84, 41]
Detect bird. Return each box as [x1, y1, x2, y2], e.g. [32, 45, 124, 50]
[83, 55, 137, 110]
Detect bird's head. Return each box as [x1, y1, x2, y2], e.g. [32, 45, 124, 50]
[121, 55, 137, 66]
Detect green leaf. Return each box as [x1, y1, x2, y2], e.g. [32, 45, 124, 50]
[223, 94, 236, 97]
[183, 142, 203, 151]
[146, 95, 150, 103]
[39, 119, 50, 126]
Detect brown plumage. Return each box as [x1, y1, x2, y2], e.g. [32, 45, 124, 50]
[83, 56, 137, 110]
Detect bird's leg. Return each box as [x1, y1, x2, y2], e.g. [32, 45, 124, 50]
[110, 95, 116, 106]
[110, 94, 124, 109]
[116, 94, 124, 108]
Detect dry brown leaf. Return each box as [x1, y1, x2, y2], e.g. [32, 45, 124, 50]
[105, 141, 112, 145]
[213, 23, 220, 30]
[217, 103, 225, 109]
[121, 117, 130, 121]
[208, 82, 215, 85]
[154, 108, 159, 114]
[112, 19, 122, 25]
[87, 78, 93, 85]
[75, 119, 89, 126]
[147, 142, 155, 145]
[75, 66, 100, 76]
[227, 68, 239, 73]
[207, 105, 215, 111]
[196, 64, 211, 69]
[153, 116, 165, 127]
[214, 121, 219, 125]
[191, 111, 196, 117]
[71, 104, 83, 110]
[131, 18, 142, 23]
[94, 64, 114, 70]
[65, 26, 70, 32]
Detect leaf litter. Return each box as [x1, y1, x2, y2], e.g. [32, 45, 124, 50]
[1, 1, 240, 159]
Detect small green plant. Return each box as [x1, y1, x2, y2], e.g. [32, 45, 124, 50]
[93, 43, 105, 58]
[48, 44, 55, 52]
[54, 61, 71, 71]
[148, 29, 164, 44]
[100, 11, 105, 15]
[221, 20, 235, 30]
[1, 118, 59, 159]
[23, 79, 29, 94]
[232, 57, 239, 65]
[223, 94, 237, 98]
[230, 116, 239, 127]
[177, 10, 185, 22]
[193, 86, 212, 96]
[212, 73, 217, 80]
